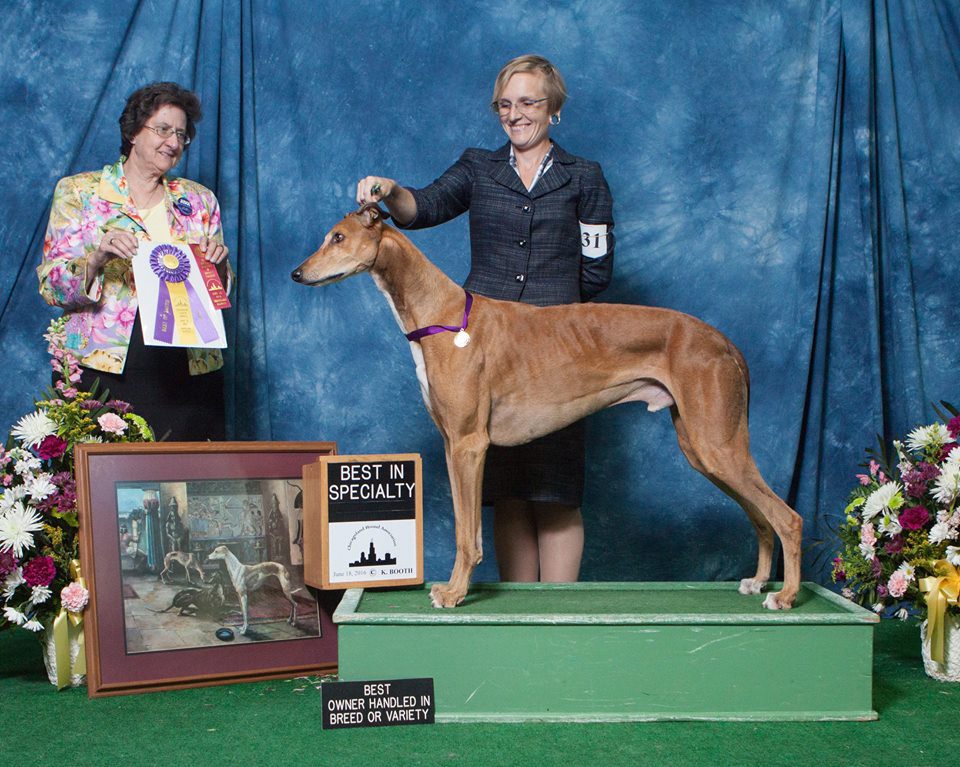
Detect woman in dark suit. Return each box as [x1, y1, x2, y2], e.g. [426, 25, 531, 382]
[357, 54, 614, 583]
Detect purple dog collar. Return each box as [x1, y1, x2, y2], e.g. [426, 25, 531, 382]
[406, 290, 474, 345]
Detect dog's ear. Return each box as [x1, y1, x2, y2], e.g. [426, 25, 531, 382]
[356, 202, 391, 228]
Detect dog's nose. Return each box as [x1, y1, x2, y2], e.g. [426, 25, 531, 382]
[291, 268, 303, 283]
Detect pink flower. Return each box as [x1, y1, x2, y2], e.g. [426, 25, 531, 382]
[856, 474, 871, 486]
[36, 434, 68, 460]
[898, 505, 930, 531]
[860, 522, 877, 547]
[887, 571, 908, 599]
[60, 581, 89, 613]
[22, 556, 57, 587]
[98, 413, 128, 434]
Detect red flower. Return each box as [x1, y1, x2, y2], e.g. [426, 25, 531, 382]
[36, 434, 68, 460]
[898, 505, 930, 531]
[22, 555, 57, 587]
[940, 442, 959, 462]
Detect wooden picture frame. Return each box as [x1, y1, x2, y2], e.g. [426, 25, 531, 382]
[75, 441, 338, 697]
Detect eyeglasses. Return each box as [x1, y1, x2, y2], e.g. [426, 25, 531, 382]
[491, 97, 549, 117]
[143, 123, 191, 145]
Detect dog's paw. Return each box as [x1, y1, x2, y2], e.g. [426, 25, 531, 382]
[738, 578, 766, 595]
[429, 583, 465, 609]
[762, 592, 794, 610]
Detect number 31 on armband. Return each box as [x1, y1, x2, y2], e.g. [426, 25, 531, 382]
[579, 222, 609, 258]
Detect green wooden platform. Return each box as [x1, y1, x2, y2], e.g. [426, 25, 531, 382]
[333, 582, 879, 723]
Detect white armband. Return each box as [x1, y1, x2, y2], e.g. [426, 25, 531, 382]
[579, 222, 610, 258]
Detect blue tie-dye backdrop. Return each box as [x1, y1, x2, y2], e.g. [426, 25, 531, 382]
[1, 1, 957, 585]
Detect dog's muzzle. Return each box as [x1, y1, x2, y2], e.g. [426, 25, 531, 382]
[291, 267, 344, 286]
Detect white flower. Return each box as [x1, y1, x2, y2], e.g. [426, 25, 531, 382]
[29, 585, 51, 605]
[872, 602, 884, 614]
[943, 446, 960, 470]
[946, 545, 960, 566]
[13, 455, 41, 476]
[0, 486, 28, 513]
[3, 605, 26, 625]
[23, 618, 43, 632]
[26, 473, 56, 502]
[894, 562, 915, 581]
[877, 512, 902, 537]
[858, 542, 876, 560]
[0, 502, 44, 557]
[932, 467, 960, 506]
[862, 482, 903, 521]
[10, 410, 55, 449]
[893, 440, 907, 462]
[895, 608, 909, 621]
[3, 569, 24, 599]
[929, 521, 953, 545]
[906, 423, 949, 454]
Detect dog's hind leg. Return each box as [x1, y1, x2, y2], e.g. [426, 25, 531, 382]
[430, 432, 488, 609]
[671, 408, 801, 609]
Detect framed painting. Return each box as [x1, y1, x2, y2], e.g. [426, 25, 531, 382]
[75, 441, 339, 696]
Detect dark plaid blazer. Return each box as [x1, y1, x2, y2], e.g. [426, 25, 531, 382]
[400, 142, 615, 306]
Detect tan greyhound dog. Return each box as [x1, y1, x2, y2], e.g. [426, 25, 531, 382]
[291, 204, 802, 610]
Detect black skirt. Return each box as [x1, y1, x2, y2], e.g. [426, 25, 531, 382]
[481, 420, 585, 508]
[74, 316, 225, 442]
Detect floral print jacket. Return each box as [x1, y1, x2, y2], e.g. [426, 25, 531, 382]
[37, 159, 232, 375]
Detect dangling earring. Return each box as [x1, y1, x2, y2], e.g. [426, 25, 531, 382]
[550, 114, 561, 126]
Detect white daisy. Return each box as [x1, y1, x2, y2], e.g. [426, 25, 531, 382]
[3, 569, 24, 599]
[29, 585, 51, 605]
[13, 455, 41, 476]
[894, 562, 915, 581]
[10, 410, 56, 449]
[858, 542, 876, 560]
[23, 618, 43, 632]
[0, 502, 44, 557]
[862, 482, 903, 521]
[3, 605, 26, 625]
[906, 423, 950, 454]
[930, 521, 953, 545]
[877, 511, 902, 537]
[932, 465, 960, 506]
[0, 486, 28, 513]
[946, 546, 960, 566]
[26, 473, 56, 502]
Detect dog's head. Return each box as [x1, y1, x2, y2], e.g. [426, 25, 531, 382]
[206, 545, 228, 561]
[291, 203, 390, 287]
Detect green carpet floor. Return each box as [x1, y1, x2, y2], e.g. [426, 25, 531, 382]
[1, 618, 954, 766]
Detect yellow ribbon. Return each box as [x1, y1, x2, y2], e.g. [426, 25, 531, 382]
[166, 279, 200, 345]
[51, 559, 87, 690]
[919, 559, 960, 665]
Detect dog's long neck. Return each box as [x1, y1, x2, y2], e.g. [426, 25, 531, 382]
[370, 227, 467, 335]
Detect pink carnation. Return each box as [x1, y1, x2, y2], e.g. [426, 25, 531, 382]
[98, 413, 128, 434]
[887, 571, 909, 599]
[36, 434, 68, 460]
[860, 522, 877, 547]
[60, 581, 89, 613]
[22, 555, 57, 587]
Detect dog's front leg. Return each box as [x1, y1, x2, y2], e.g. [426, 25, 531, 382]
[430, 433, 488, 609]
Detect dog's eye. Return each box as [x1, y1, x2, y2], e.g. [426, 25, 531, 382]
[332, 232, 344, 243]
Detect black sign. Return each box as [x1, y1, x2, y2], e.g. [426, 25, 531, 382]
[326, 459, 417, 523]
[322, 678, 435, 729]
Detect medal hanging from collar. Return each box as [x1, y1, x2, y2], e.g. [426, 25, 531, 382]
[406, 290, 473, 348]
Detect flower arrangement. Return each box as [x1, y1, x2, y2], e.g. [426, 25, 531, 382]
[0, 318, 153, 650]
[832, 405, 960, 662]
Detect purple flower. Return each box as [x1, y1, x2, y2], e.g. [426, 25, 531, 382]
[948, 415, 960, 440]
[903, 461, 940, 498]
[0, 549, 17, 576]
[80, 399, 103, 411]
[22, 555, 57, 587]
[877, 584, 889, 599]
[898, 505, 930, 531]
[106, 399, 132, 414]
[884, 535, 905, 555]
[37, 472, 76, 515]
[831, 557, 846, 582]
[940, 442, 959, 463]
[870, 557, 883, 579]
[36, 434, 68, 460]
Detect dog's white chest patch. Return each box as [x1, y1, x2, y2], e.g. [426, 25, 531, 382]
[372, 273, 433, 410]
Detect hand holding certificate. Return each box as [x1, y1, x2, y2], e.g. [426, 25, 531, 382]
[132, 240, 229, 348]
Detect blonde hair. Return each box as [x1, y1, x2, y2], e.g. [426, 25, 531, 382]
[491, 54, 567, 116]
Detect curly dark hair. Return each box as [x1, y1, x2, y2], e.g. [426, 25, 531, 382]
[118, 82, 202, 157]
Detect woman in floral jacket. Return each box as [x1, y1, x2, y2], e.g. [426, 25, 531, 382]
[37, 82, 232, 440]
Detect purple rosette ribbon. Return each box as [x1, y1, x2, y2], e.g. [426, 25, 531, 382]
[149, 244, 219, 344]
